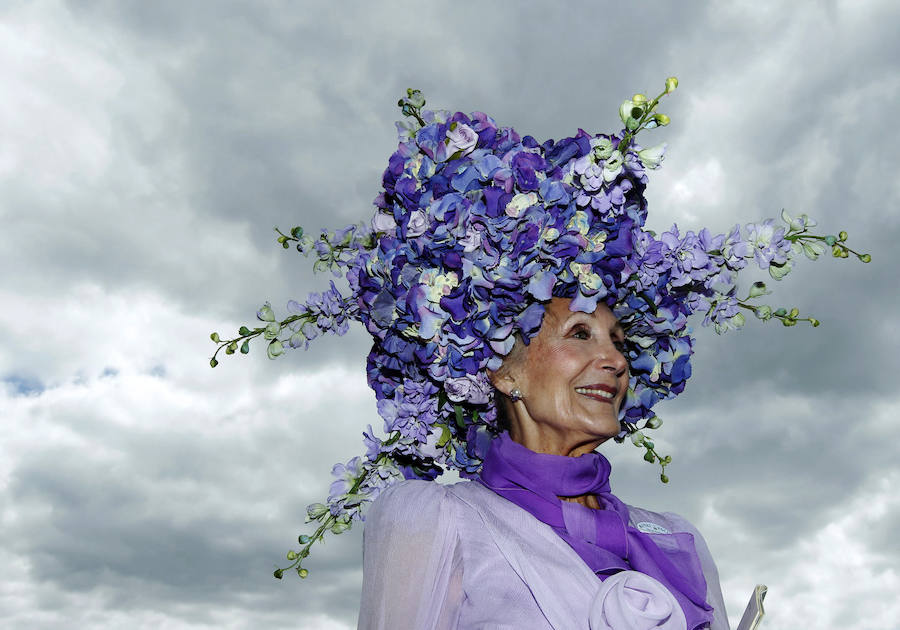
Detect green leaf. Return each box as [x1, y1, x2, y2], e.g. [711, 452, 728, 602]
[436, 424, 452, 448]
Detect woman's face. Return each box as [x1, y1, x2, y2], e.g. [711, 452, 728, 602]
[492, 297, 629, 457]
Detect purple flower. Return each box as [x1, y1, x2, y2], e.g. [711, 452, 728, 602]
[746, 219, 791, 269]
[659, 226, 715, 287]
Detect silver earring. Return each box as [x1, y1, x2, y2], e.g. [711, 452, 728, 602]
[509, 388, 523, 402]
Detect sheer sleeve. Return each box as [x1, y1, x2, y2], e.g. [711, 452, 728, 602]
[358, 480, 464, 630]
[664, 512, 730, 630]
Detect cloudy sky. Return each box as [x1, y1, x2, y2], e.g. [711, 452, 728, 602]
[2, 1, 899, 628]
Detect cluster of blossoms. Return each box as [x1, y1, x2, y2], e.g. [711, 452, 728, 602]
[209, 81, 869, 579]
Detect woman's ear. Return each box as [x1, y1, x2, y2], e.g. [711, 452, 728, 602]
[487, 367, 517, 396]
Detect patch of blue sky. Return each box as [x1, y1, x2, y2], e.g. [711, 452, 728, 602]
[3, 374, 45, 396]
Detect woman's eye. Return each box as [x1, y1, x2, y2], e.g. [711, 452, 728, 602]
[572, 327, 590, 340]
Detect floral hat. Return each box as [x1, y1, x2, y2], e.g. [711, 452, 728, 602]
[210, 78, 869, 579]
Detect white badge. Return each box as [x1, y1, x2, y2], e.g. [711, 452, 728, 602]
[636, 521, 671, 534]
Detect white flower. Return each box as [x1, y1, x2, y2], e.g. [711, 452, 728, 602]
[638, 143, 667, 170]
[406, 210, 428, 237]
[371, 211, 397, 233]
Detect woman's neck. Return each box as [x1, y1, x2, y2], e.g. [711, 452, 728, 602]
[560, 494, 601, 509]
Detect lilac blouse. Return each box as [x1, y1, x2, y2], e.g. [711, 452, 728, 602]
[358, 480, 729, 630]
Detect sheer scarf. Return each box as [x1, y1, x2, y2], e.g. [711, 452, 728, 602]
[478, 433, 714, 630]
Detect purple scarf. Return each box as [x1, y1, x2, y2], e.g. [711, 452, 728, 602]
[478, 433, 714, 630]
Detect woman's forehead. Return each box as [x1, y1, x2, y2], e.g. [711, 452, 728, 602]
[544, 298, 619, 328]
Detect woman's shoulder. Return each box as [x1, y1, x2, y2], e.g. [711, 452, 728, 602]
[370, 478, 449, 507]
[367, 479, 450, 523]
[366, 479, 480, 531]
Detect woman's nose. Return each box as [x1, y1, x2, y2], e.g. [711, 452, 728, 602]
[595, 343, 628, 375]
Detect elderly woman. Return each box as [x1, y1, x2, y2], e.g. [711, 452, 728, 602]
[359, 298, 724, 629]
[213, 81, 866, 630]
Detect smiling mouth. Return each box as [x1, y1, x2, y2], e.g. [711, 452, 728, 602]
[574, 385, 617, 403]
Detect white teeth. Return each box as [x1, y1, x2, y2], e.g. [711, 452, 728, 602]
[574, 387, 614, 399]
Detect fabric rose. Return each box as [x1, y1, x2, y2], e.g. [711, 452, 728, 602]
[446, 122, 478, 157]
[444, 373, 493, 405]
[589, 571, 687, 630]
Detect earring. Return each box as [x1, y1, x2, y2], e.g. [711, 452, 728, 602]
[509, 388, 523, 402]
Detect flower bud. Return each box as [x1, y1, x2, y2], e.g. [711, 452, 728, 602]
[273, 569, 284, 579]
[748, 281, 768, 298]
[287, 550, 298, 560]
[291, 226, 304, 239]
[257, 302, 276, 322]
[754, 305, 772, 320]
[298, 534, 311, 544]
[665, 77, 679, 94]
[210, 332, 220, 343]
[267, 340, 285, 359]
[632, 93, 648, 105]
[209, 358, 218, 368]
[782, 318, 797, 327]
[307, 503, 329, 520]
[810, 318, 820, 327]
[331, 518, 352, 534]
[298, 568, 309, 579]
[654, 113, 670, 126]
[660, 474, 669, 484]
[789, 307, 799, 318]
[239, 326, 251, 336]
[225, 341, 237, 355]
[838, 231, 848, 241]
[645, 416, 663, 429]
[841, 249, 849, 258]
[643, 451, 655, 463]
[631, 431, 646, 446]
[859, 253, 871, 263]
[240, 340, 250, 354]
[824, 235, 836, 246]
[774, 308, 787, 317]
[832, 244, 843, 257]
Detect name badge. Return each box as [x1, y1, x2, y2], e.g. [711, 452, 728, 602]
[636, 521, 671, 534]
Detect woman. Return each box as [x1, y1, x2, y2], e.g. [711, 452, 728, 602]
[359, 299, 726, 629]
[212, 81, 866, 629]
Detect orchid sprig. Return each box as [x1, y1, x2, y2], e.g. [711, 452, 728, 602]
[617, 77, 678, 156]
[274, 431, 406, 580]
[398, 88, 427, 127]
[274, 223, 377, 274]
[622, 417, 672, 483]
[209, 289, 356, 367]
